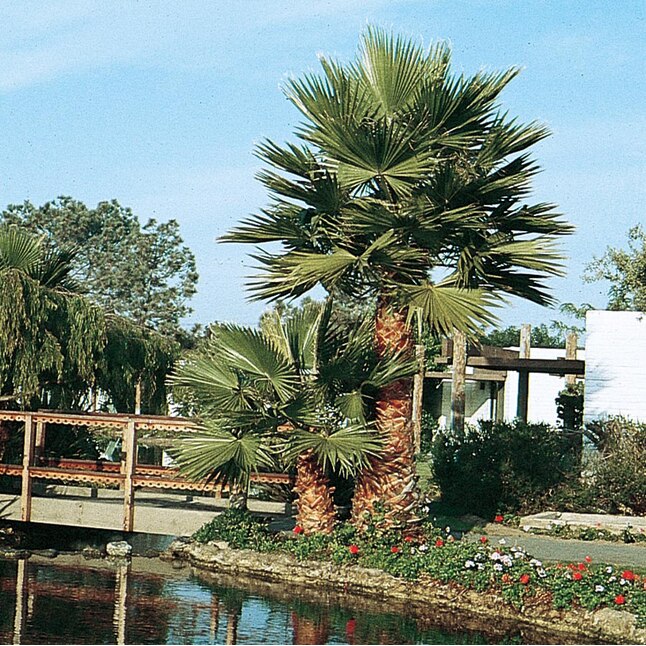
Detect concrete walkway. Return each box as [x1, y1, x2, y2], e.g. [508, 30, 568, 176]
[471, 524, 646, 568]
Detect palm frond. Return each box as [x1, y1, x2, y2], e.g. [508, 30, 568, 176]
[173, 423, 274, 486]
[401, 282, 500, 338]
[283, 425, 382, 477]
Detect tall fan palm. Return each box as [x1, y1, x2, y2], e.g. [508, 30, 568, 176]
[222, 28, 573, 530]
[168, 301, 413, 531]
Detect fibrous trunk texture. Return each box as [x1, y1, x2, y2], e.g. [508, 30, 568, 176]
[351, 299, 420, 532]
[228, 482, 248, 511]
[294, 450, 337, 535]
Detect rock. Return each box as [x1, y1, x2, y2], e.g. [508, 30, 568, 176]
[0, 547, 30, 559]
[171, 559, 187, 569]
[106, 541, 132, 558]
[82, 546, 104, 560]
[32, 549, 58, 559]
[207, 540, 229, 550]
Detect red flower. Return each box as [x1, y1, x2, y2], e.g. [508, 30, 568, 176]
[391, 546, 400, 554]
[502, 574, 511, 583]
[584, 555, 592, 563]
[479, 536, 488, 544]
[519, 574, 530, 585]
[572, 572, 583, 581]
[494, 514, 504, 523]
[577, 562, 586, 571]
[621, 570, 636, 581]
[293, 525, 304, 535]
[404, 535, 415, 543]
[435, 538, 444, 547]
[614, 594, 626, 605]
[348, 544, 359, 555]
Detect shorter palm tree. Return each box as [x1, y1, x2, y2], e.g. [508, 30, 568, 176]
[168, 300, 414, 531]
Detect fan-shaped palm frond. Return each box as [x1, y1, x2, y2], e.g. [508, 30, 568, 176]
[172, 422, 274, 486]
[284, 425, 381, 478]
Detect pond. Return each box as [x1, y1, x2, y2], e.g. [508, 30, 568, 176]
[0, 556, 598, 645]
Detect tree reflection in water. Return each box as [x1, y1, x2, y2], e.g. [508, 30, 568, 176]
[0, 557, 556, 644]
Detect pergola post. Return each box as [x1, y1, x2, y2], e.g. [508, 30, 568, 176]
[412, 344, 425, 452]
[20, 414, 35, 522]
[565, 331, 578, 386]
[451, 329, 467, 435]
[516, 324, 531, 421]
[121, 419, 137, 532]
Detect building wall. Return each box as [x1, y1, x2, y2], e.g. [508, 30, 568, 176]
[503, 347, 583, 426]
[584, 310, 646, 422]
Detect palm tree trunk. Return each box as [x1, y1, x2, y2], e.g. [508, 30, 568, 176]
[293, 450, 336, 535]
[351, 298, 420, 531]
[228, 482, 248, 511]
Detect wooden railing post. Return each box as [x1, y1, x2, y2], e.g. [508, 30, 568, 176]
[21, 414, 35, 522]
[34, 419, 46, 463]
[121, 419, 137, 532]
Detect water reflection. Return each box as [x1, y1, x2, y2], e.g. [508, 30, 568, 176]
[0, 557, 602, 645]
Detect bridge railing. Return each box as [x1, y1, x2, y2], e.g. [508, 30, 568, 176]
[0, 410, 292, 531]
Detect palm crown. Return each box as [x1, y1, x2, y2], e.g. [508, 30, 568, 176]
[224, 27, 573, 336]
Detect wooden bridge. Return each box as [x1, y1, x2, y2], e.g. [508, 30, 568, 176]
[0, 410, 291, 535]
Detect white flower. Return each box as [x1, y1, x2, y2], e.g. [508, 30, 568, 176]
[498, 538, 507, 545]
[537, 569, 548, 578]
[445, 526, 451, 533]
[501, 555, 513, 567]
[595, 585, 605, 593]
[606, 566, 613, 574]
[530, 559, 543, 568]
[493, 563, 503, 571]
[464, 560, 476, 569]
[477, 563, 485, 571]
[609, 576, 617, 582]
[475, 553, 485, 562]
[490, 551, 501, 561]
[620, 579, 628, 586]
[513, 551, 523, 559]
[418, 544, 429, 552]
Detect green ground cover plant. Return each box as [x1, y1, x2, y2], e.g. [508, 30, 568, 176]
[193, 509, 646, 625]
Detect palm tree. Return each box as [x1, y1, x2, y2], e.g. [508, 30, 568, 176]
[222, 28, 573, 530]
[168, 301, 412, 531]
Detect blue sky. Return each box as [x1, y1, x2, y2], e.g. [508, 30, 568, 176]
[1, 1, 644, 329]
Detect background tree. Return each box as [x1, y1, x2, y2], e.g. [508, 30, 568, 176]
[223, 28, 572, 529]
[0, 226, 178, 415]
[584, 224, 646, 311]
[0, 225, 105, 410]
[1, 196, 198, 336]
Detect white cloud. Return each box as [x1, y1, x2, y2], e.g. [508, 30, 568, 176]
[0, 0, 396, 91]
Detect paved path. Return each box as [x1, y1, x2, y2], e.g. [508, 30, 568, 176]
[469, 524, 646, 568]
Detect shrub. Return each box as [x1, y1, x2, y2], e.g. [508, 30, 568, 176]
[584, 417, 646, 515]
[192, 509, 277, 552]
[431, 420, 579, 516]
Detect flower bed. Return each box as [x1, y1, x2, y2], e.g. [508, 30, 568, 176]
[189, 509, 646, 632]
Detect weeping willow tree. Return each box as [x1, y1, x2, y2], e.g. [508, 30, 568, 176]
[0, 226, 178, 413]
[0, 226, 106, 409]
[99, 316, 180, 414]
